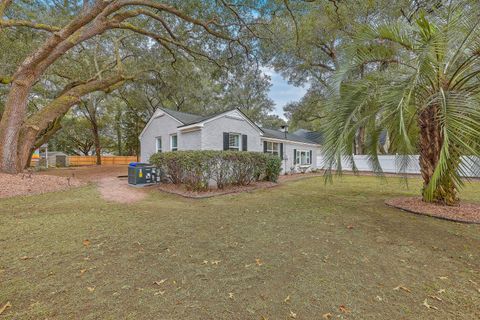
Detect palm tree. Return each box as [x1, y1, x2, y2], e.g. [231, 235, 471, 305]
[322, 6, 480, 205]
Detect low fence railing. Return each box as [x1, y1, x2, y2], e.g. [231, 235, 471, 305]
[68, 156, 138, 166]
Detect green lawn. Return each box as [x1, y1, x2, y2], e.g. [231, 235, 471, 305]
[1, 176, 479, 319]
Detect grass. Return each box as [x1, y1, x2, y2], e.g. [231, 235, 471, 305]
[0, 175, 479, 319]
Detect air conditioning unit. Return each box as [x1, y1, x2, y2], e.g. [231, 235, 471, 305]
[128, 162, 159, 186]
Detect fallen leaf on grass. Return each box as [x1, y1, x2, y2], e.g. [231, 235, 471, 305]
[154, 279, 167, 285]
[422, 299, 438, 310]
[339, 305, 350, 313]
[0, 302, 11, 315]
[322, 313, 332, 319]
[83, 239, 90, 247]
[87, 287, 95, 292]
[283, 295, 290, 303]
[289, 310, 297, 318]
[393, 285, 411, 293]
[468, 279, 478, 286]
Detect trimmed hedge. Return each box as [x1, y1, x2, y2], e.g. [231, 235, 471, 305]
[150, 150, 282, 191]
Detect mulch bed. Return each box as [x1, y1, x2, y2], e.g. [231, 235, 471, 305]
[156, 172, 328, 198]
[157, 181, 278, 198]
[0, 172, 84, 199]
[385, 197, 480, 224]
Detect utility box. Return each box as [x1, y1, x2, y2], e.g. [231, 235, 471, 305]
[128, 162, 159, 186]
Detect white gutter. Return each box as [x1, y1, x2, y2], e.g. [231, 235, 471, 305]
[261, 137, 320, 147]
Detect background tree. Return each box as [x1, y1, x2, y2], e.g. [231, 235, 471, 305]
[48, 116, 96, 156]
[0, 0, 275, 173]
[264, 0, 440, 152]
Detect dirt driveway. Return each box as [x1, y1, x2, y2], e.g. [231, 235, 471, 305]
[41, 165, 147, 203]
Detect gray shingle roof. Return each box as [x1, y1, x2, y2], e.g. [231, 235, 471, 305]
[159, 107, 321, 145]
[292, 129, 324, 144]
[263, 128, 320, 145]
[160, 108, 204, 124]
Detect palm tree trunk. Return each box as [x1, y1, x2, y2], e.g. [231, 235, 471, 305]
[418, 105, 459, 205]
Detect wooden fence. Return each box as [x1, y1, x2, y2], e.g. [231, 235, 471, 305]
[68, 156, 138, 166]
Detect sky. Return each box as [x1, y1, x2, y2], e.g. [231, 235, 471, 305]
[262, 67, 308, 120]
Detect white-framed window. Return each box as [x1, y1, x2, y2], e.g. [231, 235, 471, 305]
[155, 137, 162, 152]
[296, 150, 311, 165]
[266, 141, 280, 156]
[229, 133, 240, 151]
[170, 134, 178, 151]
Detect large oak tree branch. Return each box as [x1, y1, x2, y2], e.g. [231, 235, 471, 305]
[0, 19, 61, 32]
[24, 73, 131, 133]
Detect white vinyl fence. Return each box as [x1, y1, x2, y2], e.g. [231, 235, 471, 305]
[317, 155, 480, 178]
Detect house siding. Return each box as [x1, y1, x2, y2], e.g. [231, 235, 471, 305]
[140, 111, 182, 162]
[179, 130, 202, 150]
[262, 139, 319, 173]
[140, 109, 321, 169]
[201, 112, 262, 152]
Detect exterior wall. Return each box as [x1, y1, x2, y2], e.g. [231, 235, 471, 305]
[264, 140, 320, 173]
[140, 111, 182, 162]
[201, 112, 262, 151]
[140, 109, 324, 175]
[179, 130, 202, 150]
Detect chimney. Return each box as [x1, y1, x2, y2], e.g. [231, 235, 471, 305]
[281, 125, 289, 139]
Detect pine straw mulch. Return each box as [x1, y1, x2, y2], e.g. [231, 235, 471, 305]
[157, 180, 278, 198]
[156, 172, 328, 199]
[385, 197, 480, 224]
[0, 172, 85, 199]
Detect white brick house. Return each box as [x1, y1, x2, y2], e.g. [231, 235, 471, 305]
[139, 108, 322, 172]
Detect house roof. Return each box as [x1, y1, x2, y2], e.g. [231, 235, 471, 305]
[160, 108, 204, 124]
[262, 128, 320, 145]
[157, 107, 321, 145]
[292, 129, 324, 144]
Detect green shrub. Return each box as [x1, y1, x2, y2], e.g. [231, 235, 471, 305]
[265, 155, 282, 182]
[149, 150, 282, 191]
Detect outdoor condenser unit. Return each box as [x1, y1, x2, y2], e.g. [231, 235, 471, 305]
[128, 162, 159, 186]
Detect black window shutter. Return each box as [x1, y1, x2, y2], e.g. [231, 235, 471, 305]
[242, 135, 247, 151]
[293, 149, 297, 164]
[280, 143, 284, 159]
[309, 150, 312, 164]
[223, 132, 229, 150]
[263, 141, 267, 153]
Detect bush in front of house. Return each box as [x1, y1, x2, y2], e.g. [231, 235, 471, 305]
[265, 155, 282, 182]
[149, 150, 281, 191]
